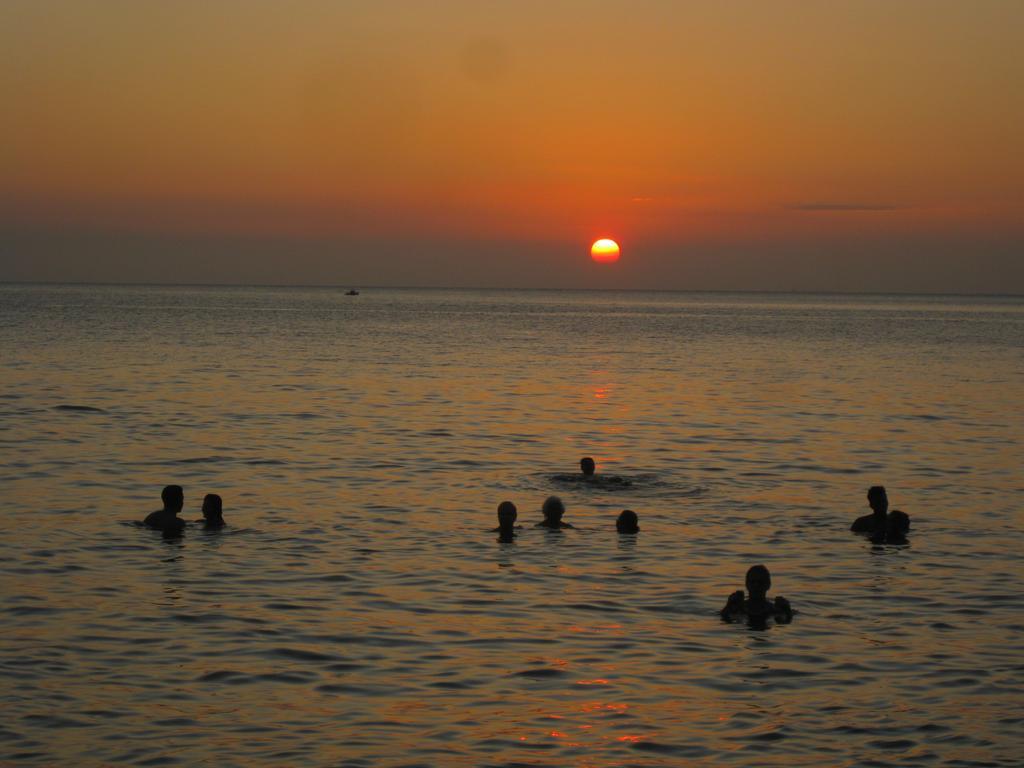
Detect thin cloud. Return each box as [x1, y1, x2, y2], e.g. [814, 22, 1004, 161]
[785, 202, 904, 212]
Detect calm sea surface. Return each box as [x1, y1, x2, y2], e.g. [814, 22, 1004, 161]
[1, 284, 1022, 767]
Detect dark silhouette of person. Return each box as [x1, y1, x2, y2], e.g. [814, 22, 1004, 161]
[143, 485, 186, 536]
[492, 500, 521, 541]
[721, 565, 792, 624]
[616, 509, 639, 534]
[871, 509, 910, 545]
[575, 456, 632, 487]
[536, 495, 573, 529]
[851, 486, 889, 534]
[550, 457, 632, 487]
[888, 509, 910, 536]
[197, 493, 225, 529]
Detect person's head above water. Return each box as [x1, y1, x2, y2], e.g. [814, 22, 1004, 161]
[202, 493, 223, 523]
[542, 496, 565, 523]
[867, 486, 888, 516]
[745, 564, 772, 600]
[161, 485, 184, 513]
[616, 509, 639, 534]
[888, 509, 910, 536]
[497, 501, 518, 528]
[580, 457, 596, 476]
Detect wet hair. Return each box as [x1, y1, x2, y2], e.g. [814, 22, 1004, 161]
[497, 501, 517, 524]
[616, 509, 639, 533]
[542, 496, 565, 520]
[580, 457, 596, 476]
[888, 509, 910, 535]
[867, 486, 888, 503]
[745, 565, 771, 595]
[161, 485, 184, 507]
[203, 493, 223, 517]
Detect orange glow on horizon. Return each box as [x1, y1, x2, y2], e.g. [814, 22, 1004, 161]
[590, 239, 620, 263]
[0, 3, 1020, 290]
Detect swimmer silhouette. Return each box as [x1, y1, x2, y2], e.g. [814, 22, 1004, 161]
[536, 496, 573, 529]
[551, 457, 632, 488]
[871, 509, 911, 545]
[720, 565, 793, 625]
[851, 485, 889, 534]
[616, 509, 639, 534]
[493, 500, 521, 541]
[578, 456, 632, 487]
[889, 509, 910, 536]
[143, 485, 186, 536]
[196, 493, 225, 529]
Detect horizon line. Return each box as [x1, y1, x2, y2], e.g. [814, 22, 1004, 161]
[1, 279, 1022, 299]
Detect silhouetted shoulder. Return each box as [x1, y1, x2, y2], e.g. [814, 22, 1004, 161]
[144, 510, 187, 534]
[721, 597, 793, 624]
[870, 510, 911, 545]
[850, 513, 877, 532]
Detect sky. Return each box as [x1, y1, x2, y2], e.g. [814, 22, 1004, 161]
[1, 0, 1022, 292]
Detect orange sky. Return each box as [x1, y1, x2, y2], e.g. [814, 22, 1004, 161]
[2, 1, 1022, 290]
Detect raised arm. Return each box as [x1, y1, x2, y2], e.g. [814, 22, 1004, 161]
[773, 596, 793, 622]
[721, 590, 745, 619]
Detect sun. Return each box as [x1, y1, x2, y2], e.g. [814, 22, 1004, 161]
[590, 238, 620, 264]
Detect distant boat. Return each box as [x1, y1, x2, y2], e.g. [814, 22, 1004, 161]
[345, 289, 359, 296]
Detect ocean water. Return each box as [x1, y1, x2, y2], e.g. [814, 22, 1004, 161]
[0, 284, 1022, 767]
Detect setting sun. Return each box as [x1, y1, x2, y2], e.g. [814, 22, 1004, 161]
[590, 239, 620, 264]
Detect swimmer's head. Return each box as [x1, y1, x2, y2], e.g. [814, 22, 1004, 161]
[580, 457, 596, 476]
[161, 485, 184, 512]
[542, 496, 565, 523]
[867, 486, 888, 514]
[616, 509, 639, 534]
[497, 501, 518, 527]
[887, 509, 910, 536]
[202, 493, 223, 521]
[745, 565, 772, 600]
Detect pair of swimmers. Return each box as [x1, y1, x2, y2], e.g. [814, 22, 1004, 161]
[492, 497, 640, 541]
[719, 486, 911, 624]
[720, 485, 912, 624]
[142, 485, 225, 535]
[719, 486, 912, 625]
[851, 486, 911, 544]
